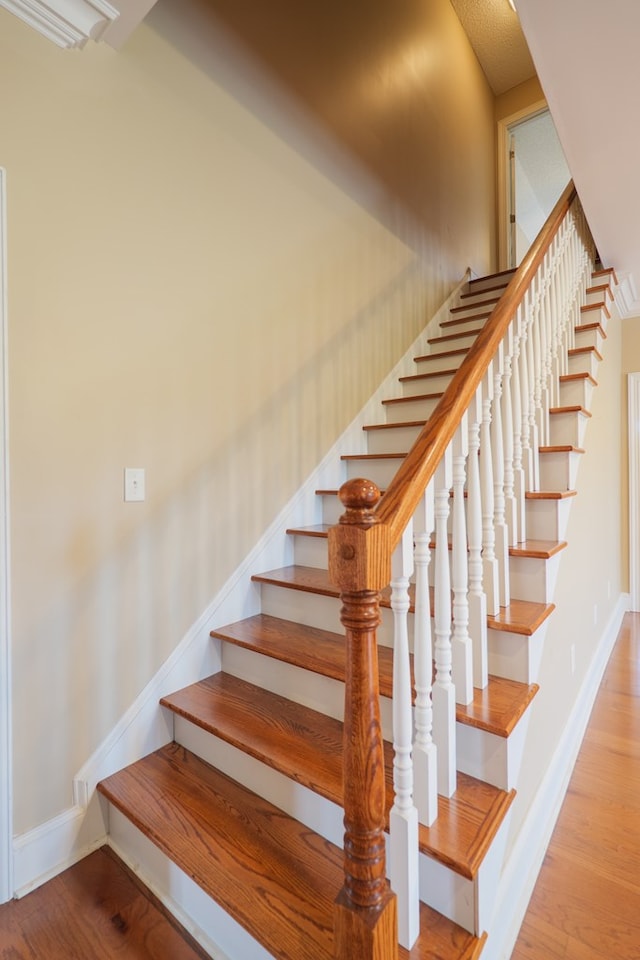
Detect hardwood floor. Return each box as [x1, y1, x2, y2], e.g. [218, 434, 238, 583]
[0, 846, 210, 959]
[511, 611, 640, 960]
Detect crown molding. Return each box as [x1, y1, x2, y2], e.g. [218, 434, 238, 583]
[0, 0, 119, 48]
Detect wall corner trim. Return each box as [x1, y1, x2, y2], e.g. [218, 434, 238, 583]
[0, 0, 118, 49]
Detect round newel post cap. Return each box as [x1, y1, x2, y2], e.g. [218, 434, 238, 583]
[338, 478, 381, 527]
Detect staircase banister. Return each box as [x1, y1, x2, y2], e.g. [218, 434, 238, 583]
[375, 179, 577, 549]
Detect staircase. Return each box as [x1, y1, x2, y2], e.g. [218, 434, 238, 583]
[97, 187, 615, 959]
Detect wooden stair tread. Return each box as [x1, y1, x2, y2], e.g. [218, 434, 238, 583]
[99, 744, 487, 960]
[568, 345, 603, 360]
[575, 321, 606, 338]
[509, 539, 568, 559]
[98, 743, 339, 960]
[468, 268, 515, 286]
[286, 524, 567, 563]
[414, 347, 470, 362]
[253, 564, 554, 638]
[441, 312, 491, 328]
[428, 328, 483, 345]
[549, 405, 591, 416]
[341, 451, 407, 461]
[399, 368, 459, 384]
[450, 297, 499, 314]
[559, 371, 598, 386]
[525, 489, 577, 500]
[539, 445, 585, 454]
[161, 671, 515, 879]
[488, 598, 555, 635]
[580, 301, 610, 319]
[382, 392, 444, 406]
[214, 613, 538, 738]
[364, 420, 426, 433]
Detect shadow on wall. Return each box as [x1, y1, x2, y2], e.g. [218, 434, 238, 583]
[146, 0, 495, 257]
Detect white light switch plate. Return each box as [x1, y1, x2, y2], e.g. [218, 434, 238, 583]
[124, 467, 145, 502]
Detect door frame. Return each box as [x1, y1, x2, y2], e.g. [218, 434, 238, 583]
[628, 373, 640, 611]
[0, 167, 13, 903]
[496, 98, 547, 271]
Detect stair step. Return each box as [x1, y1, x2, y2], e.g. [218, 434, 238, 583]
[427, 329, 482, 352]
[214, 612, 538, 738]
[98, 745, 487, 960]
[98, 743, 338, 960]
[466, 269, 515, 294]
[414, 346, 470, 373]
[161, 671, 515, 880]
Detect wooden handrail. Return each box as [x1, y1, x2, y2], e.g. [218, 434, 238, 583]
[329, 180, 578, 959]
[376, 180, 577, 550]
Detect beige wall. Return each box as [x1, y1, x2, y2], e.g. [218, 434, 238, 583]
[1, 0, 496, 833]
[494, 76, 545, 123]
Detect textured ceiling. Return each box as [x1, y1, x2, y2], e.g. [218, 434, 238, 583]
[449, 0, 536, 94]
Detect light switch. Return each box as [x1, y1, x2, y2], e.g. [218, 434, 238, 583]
[124, 467, 145, 502]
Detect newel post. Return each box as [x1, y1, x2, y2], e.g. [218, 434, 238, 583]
[328, 478, 398, 960]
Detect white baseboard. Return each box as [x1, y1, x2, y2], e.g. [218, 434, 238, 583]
[12, 796, 107, 898]
[482, 592, 630, 960]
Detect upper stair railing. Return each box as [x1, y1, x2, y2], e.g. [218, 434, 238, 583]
[328, 181, 595, 958]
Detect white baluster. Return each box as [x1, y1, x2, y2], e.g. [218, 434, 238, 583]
[511, 306, 527, 543]
[492, 344, 510, 607]
[413, 480, 438, 826]
[502, 327, 517, 547]
[433, 446, 456, 797]
[480, 367, 499, 616]
[390, 522, 419, 950]
[451, 414, 473, 703]
[527, 285, 540, 492]
[519, 291, 534, 492]
[467, 387, 488, 689]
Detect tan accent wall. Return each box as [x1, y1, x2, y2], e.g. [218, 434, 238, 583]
[494, 76, 546, 122]
[1, 0, 495, 833]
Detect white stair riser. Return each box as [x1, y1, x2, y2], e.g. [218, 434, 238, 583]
[419, 853, 476, 935]
[344, 456, 405, 487]
[439, 314, 490, 335]
[574, 325, 605, 354]
[291, 534, 329, 569]
[108, 809, 273, 960]
[449, 297, 499, 319]
[457, 710, 529, 792]
[568, 350, 600, 379]
[366, 423, 424, 455]
[258, 581, 395, 646]
[549, 410, 589, 447]
[509, 553, 561, 604]
[319, 493, 344, 525]
[525, 496, 573, 541]
[559, 378, 594, 409]
[467, 275, 513, 294]
[580, 305, 610, 333]
[585, 286, 613, 307]
[429, 330, 479, 354]
[385, 395, 441, 424]
[415, 350, 469, 374]
[487, 621, 548, 685]
[402, 371, 455, 397]
[539, 449, 582, 490]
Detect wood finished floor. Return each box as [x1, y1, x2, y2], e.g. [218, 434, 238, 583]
[0, 846, 210, 959]
[511, 611, 640, 959]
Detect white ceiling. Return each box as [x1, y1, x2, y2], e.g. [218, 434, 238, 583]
[510, 0, 640, 315]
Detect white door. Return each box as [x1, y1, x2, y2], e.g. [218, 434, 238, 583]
[0, 168, 12, 902]
[506, 108, 570, 267]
